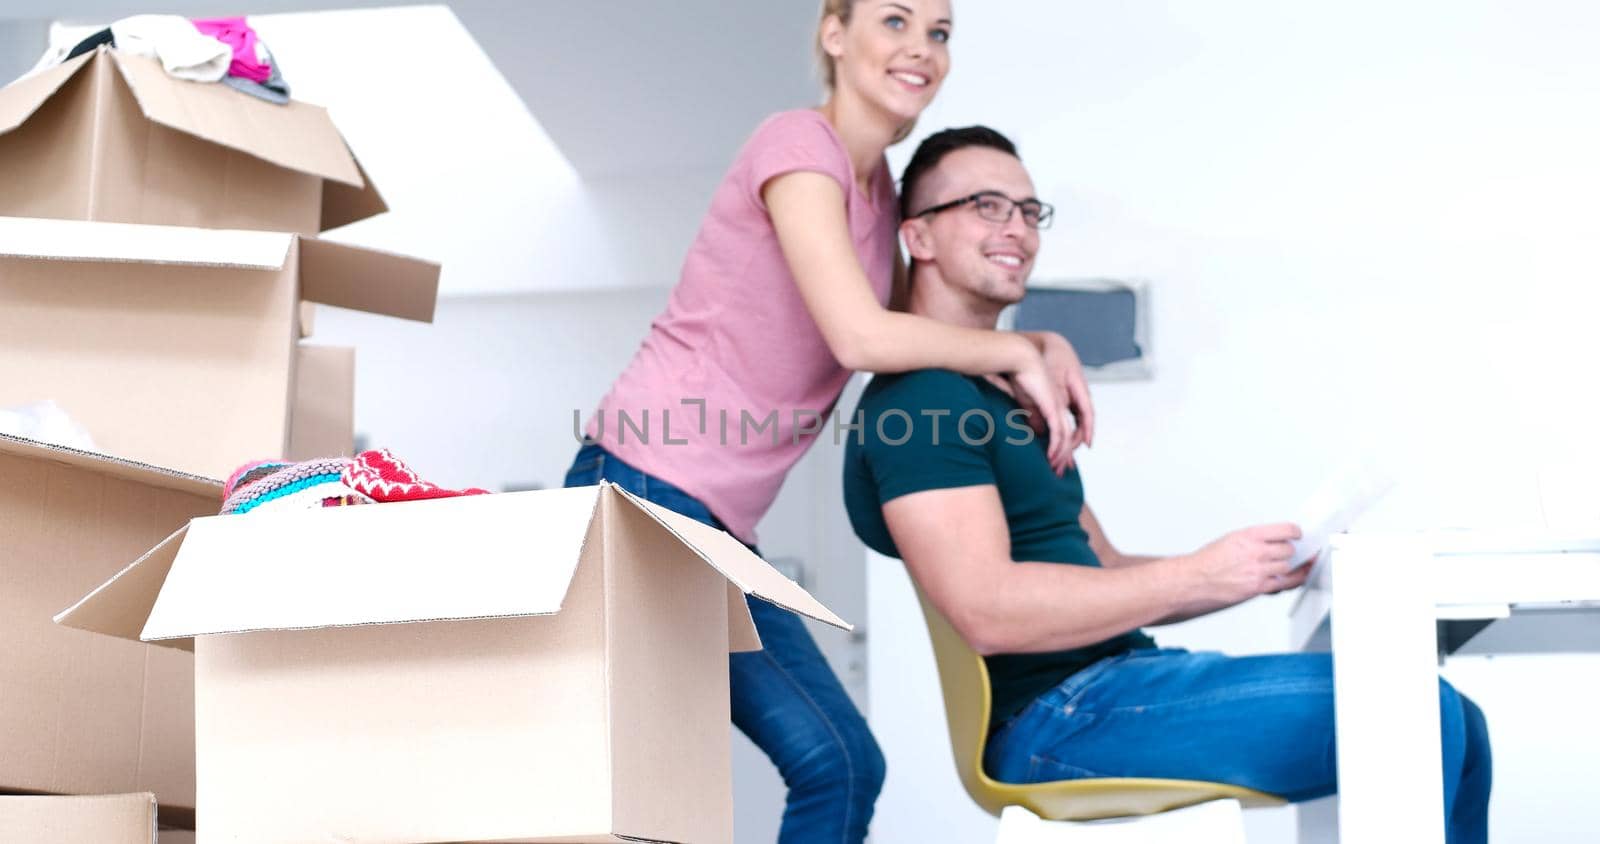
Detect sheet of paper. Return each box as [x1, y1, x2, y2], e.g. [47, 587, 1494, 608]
[1290, 459, 1397, 568]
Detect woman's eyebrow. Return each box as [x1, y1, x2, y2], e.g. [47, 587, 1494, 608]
[879, 2, 953, 26]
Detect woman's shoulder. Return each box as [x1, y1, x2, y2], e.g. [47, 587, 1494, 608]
[743, 108, 846, 157]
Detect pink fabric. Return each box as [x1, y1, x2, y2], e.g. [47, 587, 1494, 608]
[586, 110, 899, 544]
[191, 17, 271, 83]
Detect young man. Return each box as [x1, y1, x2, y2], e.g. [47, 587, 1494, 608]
[842, 126, 1491, 842]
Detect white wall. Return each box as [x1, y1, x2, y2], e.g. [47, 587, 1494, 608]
[0, 19, 45, 84]
[247, 6, 719, 298]
[870, 2, 1600, 842]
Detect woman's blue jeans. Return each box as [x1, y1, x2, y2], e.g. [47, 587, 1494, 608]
[985, 648, 1492, 843]
[565, 443, 885, 843]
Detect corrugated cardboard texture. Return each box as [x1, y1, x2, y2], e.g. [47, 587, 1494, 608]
[322, 156, 389, 232]
[0, 220, 439, 479]
[0, 438, 208, 810]
[601, 488, 733, 844]
[109, 50, 358, 186]
[0, 54, 95, 221]
[0, 52, 90, 135]
[0, 250, 299, 479]
[298, 237, 439, 324]
[0, 434, 222, 500]
[0, 49, 379, 234]
[57, 484, 851, 841]
[287, 345, 355, 460]
[0, 793, 156, 844]
[192, 551, 616, 841]
[57, 527, 193, 653]
[112, 48, 323, 234]
[0, 215, 293, 268]
[141, 489, 598, 640]
[617, 489, 851, 630]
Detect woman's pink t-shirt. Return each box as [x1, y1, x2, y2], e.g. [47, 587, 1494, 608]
[586, 109, 898, 544]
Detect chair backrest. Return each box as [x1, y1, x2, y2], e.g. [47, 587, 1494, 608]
[913, 583, 1010, 816]
[911, 580, 1287, 822]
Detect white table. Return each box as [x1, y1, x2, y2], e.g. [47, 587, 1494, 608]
[1288, 531, 1600, 843]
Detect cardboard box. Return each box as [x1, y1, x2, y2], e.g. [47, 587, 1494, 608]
[0, 216, 437, 479]
[0, 434, 217, 816]
[287, 345, 356, 460]
[59, 483, 851, 844]
[0, 48, 385, 236]
[0, 793, 158, 844]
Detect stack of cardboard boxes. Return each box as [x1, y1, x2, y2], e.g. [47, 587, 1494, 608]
[0, 45, 436, 841]
[0, 46, 439, 477]
[2, 47, 848, 844]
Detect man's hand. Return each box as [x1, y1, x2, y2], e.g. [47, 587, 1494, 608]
[1182, 523, 1304, 609]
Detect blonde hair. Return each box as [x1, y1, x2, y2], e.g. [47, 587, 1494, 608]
[815, 0, 857, 91]
[815, 0, 920, 144]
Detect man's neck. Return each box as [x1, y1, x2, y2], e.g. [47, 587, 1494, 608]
[907, 268, 1005, 331]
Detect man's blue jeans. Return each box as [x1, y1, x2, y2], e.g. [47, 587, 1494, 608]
[565, 443, 885, 843]
[985, 648, 1492, 843]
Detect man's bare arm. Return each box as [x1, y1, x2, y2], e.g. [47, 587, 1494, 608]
[1079, 503, 1312, 625]
[1080, 504, 1159, 569]
[883, 486, 1305, 655]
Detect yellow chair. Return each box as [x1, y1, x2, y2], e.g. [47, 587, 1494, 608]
[913, 586, 1286, 823]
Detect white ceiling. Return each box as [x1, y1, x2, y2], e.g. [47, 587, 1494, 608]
[0, 1, 823, 179]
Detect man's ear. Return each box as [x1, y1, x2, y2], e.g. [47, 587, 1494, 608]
[902, 218, 937, 261]
[820, 15, 846, 60]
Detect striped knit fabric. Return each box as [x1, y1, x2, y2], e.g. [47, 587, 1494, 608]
[219, 457, 372, 515]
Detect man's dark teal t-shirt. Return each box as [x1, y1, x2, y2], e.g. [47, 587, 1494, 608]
[842, 369, 1157, 730]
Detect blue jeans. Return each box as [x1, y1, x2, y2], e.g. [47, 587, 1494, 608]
[985, 648, 1492, 843]
[564, 443, 885, 843]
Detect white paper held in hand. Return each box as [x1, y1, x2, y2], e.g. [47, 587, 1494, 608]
[1289, 459, 1397, 568]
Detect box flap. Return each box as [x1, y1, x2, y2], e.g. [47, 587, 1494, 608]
[613, 487, 851, 631]
[0, 792, 157, 844]
[108, 50, 363, 187]
[0, 216, 292, 269]
[138, 487, 604, 640]
[54, 526, 195, 652]
[0, 51, 95, 137]
[0, 433, 223, 499]
[297, 236, 439, 323]
[727, 582, 761, 652]
[321, 155, 390, 231]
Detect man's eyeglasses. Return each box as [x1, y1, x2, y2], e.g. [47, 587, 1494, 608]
[910, 191, 1055, 229]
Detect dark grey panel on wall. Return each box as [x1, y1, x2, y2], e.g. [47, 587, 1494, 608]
[1012, 280, 1151, 379]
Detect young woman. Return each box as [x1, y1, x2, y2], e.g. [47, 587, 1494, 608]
[565, 1, 1094, 839]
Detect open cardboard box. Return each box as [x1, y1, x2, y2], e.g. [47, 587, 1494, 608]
[0, 793, 160, 844]
[0, 215, 436, 478]
[0, 434, 217, 821]
[0, 48, 384, 236]
[59, 482, 850, 844]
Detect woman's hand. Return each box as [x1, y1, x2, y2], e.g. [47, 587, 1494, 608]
[1008, 353, 1072, 474]
[1009, 332, 1095, 473]
[1040, 332, 1095, 453]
